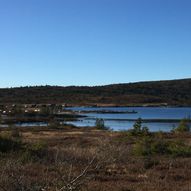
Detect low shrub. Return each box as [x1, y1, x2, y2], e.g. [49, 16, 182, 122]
[133, 137, 153, 156]
[133, 137, 191, 157]
[167, 140, 191, 157]
[173, 118, 190, 133]
[95, 118, 109, 130]
[24, 141, 48, 161]
[0, 136, 22, 153]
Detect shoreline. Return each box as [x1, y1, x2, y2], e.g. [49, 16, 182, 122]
[84, 117, 191, 123]
[65, 104, 191, 108]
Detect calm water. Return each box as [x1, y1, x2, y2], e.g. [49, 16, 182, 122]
[0, 122, 48, 128]
[65, 107, 191, 132]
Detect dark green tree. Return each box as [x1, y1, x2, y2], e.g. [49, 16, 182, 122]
[133, 118, 142, 134]
[95, 118, 108, 130]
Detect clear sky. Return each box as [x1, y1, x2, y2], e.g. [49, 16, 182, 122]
[0, 0, 191, 87]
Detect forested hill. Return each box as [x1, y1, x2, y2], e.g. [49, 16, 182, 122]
[0, 78, 191, 106]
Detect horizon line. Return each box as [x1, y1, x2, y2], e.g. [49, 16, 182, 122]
[1, 77, 190, 89]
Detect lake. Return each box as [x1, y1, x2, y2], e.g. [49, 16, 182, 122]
[65, 107, 191, 132]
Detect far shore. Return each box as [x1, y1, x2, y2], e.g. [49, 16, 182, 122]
[65, 103, 191, 108]
[84, 117, 191, 123]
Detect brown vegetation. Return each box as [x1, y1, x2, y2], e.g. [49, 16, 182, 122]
[0, 126, 190, 191]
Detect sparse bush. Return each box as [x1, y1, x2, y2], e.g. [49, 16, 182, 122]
[133, 137, 191, 157]
[0, 136, 22, 153]
[95, 118, 109, 130]
[133, 137, 153, 156]
[167, 140, 191, 157]
[151, 139, 169, 155]
[0, 129, 23, 153]
[173, 118, 190, 133]
[25, 141, 48, 160]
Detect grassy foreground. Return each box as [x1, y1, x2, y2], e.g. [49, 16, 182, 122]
[0, 126, 191, 191]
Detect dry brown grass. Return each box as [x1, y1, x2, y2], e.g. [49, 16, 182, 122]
[0, 128, 191, 191]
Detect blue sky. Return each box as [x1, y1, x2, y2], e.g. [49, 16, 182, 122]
[0, 0, 191, 87]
